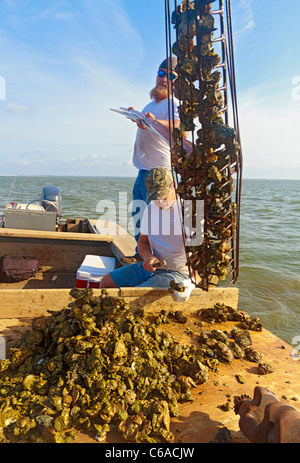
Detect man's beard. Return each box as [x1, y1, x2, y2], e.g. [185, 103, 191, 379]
[150, 84, 169, 102]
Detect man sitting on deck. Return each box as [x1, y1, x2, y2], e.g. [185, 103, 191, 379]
[100, 167, 191, 289]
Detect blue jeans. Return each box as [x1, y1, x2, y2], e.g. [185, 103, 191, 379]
[132, 169, 148, 255]
[109, 262, 189, 288]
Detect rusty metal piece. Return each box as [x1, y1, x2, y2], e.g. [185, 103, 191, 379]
[234, 386, 300, 443]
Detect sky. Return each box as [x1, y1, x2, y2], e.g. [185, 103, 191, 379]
[0, 0, 299, 179]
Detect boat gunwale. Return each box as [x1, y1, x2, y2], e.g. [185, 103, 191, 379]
[0, 227, 113, 243]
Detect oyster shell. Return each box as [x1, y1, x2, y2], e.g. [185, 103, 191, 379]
[245, 347, 262, 363]
[258, 362, 274, 375]
[231, 327, 252, 348]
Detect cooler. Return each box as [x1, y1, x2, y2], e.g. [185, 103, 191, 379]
[76, 254, 116, 288]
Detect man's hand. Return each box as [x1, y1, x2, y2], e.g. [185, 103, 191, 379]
[143, 256, 160, 272]
[137, 112, 155, 130]
[126, 106, 136, 123]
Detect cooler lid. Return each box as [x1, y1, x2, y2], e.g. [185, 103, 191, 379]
[76, 255, 116, 280]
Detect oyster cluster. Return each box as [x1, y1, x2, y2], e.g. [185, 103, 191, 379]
[154, 303, 266, 371]
[0, 289, 213, 444]
[196, 327, 262, 367]
[196, 305, 270, 372]
[171, 0, 241, 286]
[200, 303, 263, 331]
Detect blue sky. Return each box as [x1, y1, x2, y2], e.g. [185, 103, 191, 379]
[0, 0, 299, 179]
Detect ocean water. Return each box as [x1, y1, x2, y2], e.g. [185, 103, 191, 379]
[0, 176, 299, 345]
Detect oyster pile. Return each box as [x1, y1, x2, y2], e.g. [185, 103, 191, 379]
[0, 289, 213, 444]
[171, 0, 241, 286]
[0, 290, 269, 443]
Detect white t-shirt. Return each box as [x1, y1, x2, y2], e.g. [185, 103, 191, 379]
[140, 199, 189, 275]
[132, 97, 180, 170]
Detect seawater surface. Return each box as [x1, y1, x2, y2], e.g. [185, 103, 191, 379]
[0, 176, 299, 345]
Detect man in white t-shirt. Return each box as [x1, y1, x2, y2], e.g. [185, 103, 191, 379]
[101, 168, 191, 289]
[122, 57, 181, 265]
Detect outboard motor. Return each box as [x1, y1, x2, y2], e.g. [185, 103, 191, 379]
[42, 186, 62, 217]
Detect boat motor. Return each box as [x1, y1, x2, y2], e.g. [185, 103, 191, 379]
[3, 185, 62, 231]
[41, 186, 62, 216]
[23, 185, 62, 217]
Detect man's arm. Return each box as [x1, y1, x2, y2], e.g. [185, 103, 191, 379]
[138, 113, 189, 138]
[137, 111, 178, 130]
[137, 234, 160, 272]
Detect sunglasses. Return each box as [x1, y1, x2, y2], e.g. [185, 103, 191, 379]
[157, 69, 177, 80]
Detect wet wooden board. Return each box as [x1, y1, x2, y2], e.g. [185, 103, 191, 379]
[0, 308, 299, 444]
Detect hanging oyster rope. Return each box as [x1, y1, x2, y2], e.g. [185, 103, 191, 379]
[170, 0, 242, 288]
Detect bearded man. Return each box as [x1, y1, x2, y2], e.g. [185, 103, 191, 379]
[123, 57, 181, 264]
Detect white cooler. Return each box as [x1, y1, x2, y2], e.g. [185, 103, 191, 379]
[76, 254, 116, 288]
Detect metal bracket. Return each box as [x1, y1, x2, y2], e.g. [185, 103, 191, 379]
[234, 386, 300, 443]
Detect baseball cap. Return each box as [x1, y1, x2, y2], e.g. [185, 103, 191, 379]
[145, 168, 174, 202]
[159, 56, 178, 72]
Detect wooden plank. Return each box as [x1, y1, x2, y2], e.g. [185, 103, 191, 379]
[0, 287, 239, 318]
[119, 287, 239, 313]
[110, 238, 136, 266]
[0, 289, 75, 318]
[0, 227, 113, 242]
